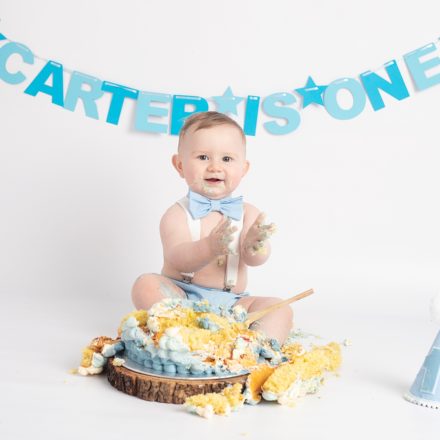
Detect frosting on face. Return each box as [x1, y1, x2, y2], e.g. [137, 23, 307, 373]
[200, 179, 225, 197]
[175, 125, 249, 200]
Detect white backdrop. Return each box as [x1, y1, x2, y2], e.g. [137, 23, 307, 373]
[1, 1, 440, 438]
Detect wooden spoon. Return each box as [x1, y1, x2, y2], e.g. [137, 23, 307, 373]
[244, 288, 314, 328]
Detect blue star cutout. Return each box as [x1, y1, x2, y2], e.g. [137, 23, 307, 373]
[211, 86, 244, 115]
[295, 76, 328, 108]
[0, 33, 7, 40]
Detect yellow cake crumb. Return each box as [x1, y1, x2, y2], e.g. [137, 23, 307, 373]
[222, 383, 245, 408]
[78, 335, 119, 370]
[118, 310, 149, 334]
[282, 342, 305, 359]
[184, 383, 244, 418]
[112, 357, 125, 367]
[80, 347, 95, 368]
[185, 392, 231, 417]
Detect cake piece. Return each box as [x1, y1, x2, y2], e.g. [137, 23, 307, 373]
[243, 364, 275, 405]
[77, 336, 124, 376]
[184, 383, 244, 418]
[261, 342, 342, 406]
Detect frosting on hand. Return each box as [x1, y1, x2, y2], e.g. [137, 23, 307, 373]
[243, 213, 276, 256]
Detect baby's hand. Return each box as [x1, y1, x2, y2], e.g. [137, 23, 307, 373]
[208, 217, 238, 256]
[243, 213, 276, 256]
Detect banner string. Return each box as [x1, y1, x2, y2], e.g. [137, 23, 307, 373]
[2, 20, 439, 91]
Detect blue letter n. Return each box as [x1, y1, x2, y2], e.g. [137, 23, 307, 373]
[360, 60, 410, 111]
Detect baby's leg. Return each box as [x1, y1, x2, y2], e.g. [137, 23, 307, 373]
[131, 273, 186, 310]
[235, 296, 293, 344]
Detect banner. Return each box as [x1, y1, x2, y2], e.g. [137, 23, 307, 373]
[1, 32, 440, 136]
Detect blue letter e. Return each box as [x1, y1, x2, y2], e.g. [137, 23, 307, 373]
[170, 95, 209, 135]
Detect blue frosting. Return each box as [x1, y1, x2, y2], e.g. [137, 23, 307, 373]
[260, 347, 274, 359]
[197, 317, 220, 332]
[192, 301, 212, 313]
[102, 341, 125, 358]
[269, 338, 281, 352]
[232, 307, 247, 323]
[164, 364, 177, 373]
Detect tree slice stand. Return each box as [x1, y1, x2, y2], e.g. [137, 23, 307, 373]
[107, 359, 248, 404]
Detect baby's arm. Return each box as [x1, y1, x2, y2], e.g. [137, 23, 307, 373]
[241, 204, 276, 266]
[160, 204, 237, 273]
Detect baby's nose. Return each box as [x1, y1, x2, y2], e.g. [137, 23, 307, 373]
[207, 159, 223, 171]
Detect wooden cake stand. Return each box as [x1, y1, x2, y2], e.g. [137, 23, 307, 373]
[107, 359, 248, 404]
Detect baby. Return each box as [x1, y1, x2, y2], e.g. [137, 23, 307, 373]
[132, 111, 293, 343]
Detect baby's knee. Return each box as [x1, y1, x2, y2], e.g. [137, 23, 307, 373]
[131, 273, 186, 309]
[131, 273, 162, 307]
[132, 273, 159, 291]
[265, 296, 294, 320]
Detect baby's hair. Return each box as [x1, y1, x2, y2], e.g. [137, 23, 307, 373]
[178, 111, 246, 149]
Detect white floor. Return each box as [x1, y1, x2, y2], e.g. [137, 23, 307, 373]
[2, 291, 440, 440]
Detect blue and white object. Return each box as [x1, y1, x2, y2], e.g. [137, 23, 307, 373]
[404, 295, 440, 409]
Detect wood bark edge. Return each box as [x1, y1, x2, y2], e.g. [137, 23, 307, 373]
[106, 359, 248, 404]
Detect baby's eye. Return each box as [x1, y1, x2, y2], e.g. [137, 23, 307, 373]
[222, 156, 233, 162]
[197, 154, 209, 161]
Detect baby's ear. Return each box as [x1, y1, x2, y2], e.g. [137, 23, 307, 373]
[242, 160, 250, 177]
[172, 154, 185, 178]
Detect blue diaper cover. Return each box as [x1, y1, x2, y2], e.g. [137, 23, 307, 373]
[168, 278, 249, 313]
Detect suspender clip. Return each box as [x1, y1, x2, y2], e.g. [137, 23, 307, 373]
[181, 274, 193, 284]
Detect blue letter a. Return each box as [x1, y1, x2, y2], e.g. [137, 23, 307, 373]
[24, 60, 64, 106]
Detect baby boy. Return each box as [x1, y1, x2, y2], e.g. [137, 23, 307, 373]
[132, 111, 292, 343]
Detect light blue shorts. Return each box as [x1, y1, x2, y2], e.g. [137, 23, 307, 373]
[168, 278, 249, 313]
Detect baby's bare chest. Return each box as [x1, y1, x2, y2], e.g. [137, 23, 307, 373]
[198, 211, 250, 239]
[199, 212, 224, 237]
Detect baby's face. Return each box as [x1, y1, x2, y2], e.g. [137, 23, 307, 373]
[173, 124, 249, 199]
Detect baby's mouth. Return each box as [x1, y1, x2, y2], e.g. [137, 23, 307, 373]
[204, 178, 224, 184]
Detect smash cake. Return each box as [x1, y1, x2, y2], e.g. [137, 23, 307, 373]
[77, 297, 343, 417]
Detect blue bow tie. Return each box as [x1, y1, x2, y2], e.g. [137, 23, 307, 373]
[188, 190, 243, 221]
